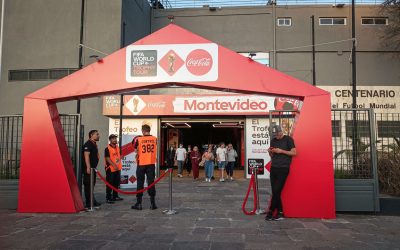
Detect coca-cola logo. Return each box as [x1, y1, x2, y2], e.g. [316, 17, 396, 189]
[185, 49, 213, 76]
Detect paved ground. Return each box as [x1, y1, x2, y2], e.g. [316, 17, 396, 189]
[0, 175, 399, 250]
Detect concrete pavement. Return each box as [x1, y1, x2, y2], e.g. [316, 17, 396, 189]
[0, 176, 399, 249]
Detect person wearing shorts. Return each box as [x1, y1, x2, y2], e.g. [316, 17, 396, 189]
[216, 142, 227, 182]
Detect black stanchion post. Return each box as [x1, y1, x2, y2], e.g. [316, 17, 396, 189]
[163, 169, 177, 215]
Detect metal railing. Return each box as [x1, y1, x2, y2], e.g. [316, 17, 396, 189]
[375, 113, 400, 195]
[331, 109, 376, 179]
[150, 0, 383, 9]
[331, 110, 400, 185]
[0, 116, 22, 179]
[0, 114, 82, 179]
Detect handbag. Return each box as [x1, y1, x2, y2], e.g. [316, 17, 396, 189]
[199, 158, 205, 167]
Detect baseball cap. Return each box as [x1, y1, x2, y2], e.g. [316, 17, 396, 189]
[272, 125, 283, 133]
[108, 134, 118, 140]
[269, 125, 283, 136]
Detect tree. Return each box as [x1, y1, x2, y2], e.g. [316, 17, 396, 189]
[380, 0, 400, 49]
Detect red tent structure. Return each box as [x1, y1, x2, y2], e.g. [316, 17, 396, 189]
[18, 24, 335, 218]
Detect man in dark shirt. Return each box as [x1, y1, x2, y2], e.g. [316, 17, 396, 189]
[266, 125, 296, 221]
[82, 130, 101, 208]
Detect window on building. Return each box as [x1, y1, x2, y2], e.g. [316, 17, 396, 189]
[9, 71, 29, 81]
[361, 17, 388, 25]
[377, 121, 400, 138]
[319, 17, 346, 25]
[9, 68, 78, 81]
[239, 52, 270, 67]
[345, 120, 370, 138]
[29, 70, 49, 81]
[332, 120, 341, 137]
[277, 17, 292, 27]
[50, 69, 69, 79]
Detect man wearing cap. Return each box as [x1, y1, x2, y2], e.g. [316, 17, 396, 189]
[265, 125, 296, 221]
[104, 134, 124, 204]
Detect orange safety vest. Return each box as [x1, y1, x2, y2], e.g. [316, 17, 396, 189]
[104, 144, 122, 172]
[136, 135, 157, 166]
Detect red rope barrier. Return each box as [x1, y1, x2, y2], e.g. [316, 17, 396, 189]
[95, 168, 171, 195]
[242, 173, 258, 215]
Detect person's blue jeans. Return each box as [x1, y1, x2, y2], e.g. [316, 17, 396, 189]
[205, 160, 214, 179]
[177, 160, 184, 174]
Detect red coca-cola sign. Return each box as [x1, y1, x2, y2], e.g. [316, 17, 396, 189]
[185, 49, 213, 76]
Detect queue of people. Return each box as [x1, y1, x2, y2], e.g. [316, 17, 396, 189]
[81, 124, 296, 221]
[167, 142, 238, 182]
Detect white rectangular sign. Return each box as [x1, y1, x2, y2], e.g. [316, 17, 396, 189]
[245, 118, 271, 179]
[126, 43, 218, 83]
[319, 86, 400, 113]
[108, 118, 158, 188]
[173, 95, 276, 114]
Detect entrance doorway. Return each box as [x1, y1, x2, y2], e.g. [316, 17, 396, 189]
[160, 118, 245, 179]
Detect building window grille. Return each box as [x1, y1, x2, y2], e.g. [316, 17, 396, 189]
[361, 17, 388, 25]
[377, 121, 400, 138]
[277, 17, 292, 27]
[9, 68, 78, 81]
[332, 120, 341, 137]
[319, 17, 346, 25]
[345, 120, 370, 138]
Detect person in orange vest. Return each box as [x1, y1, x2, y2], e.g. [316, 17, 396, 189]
[104, 134, 124, 204]
[131, 124, 158, 210]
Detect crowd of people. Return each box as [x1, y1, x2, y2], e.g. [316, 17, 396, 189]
[165, 142, 238, 182]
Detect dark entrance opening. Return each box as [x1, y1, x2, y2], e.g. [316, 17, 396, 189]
[160, 119, 245, 179]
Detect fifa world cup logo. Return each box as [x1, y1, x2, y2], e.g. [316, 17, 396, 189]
[168, 53, 176, 73]
[133, 98, 139, 113]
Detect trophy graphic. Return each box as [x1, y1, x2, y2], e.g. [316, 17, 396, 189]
[168, 53, 176, 73]
[133, 97, 139, 113]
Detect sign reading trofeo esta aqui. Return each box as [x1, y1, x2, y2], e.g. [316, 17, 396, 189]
[103, 95, 303, 116]
[108, 118, 158, 189]
[126, 43, 218, 83]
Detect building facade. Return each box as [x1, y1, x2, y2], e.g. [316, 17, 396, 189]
[0, 0, 399, 160]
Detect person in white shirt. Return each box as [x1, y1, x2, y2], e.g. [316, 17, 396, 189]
[216, 142, 227, 182]
[175, 144, 187, 178]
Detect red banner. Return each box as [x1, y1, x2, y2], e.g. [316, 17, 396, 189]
[103, 94, 302, 116]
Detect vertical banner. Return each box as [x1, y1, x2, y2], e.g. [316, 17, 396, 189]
[167, 129, 179, 149]
[108, 118, 158, 188]
[245, 117, 271, 179]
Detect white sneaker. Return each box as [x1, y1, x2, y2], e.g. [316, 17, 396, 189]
[230, 177, 234, 181]
[219, 178, 225, 182]
[208, 179, 211, 182]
